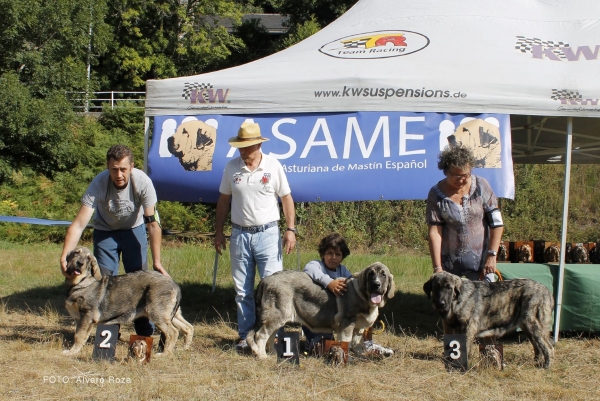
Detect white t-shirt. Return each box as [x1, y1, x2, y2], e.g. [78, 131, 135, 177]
[82, 168, 157, 231]
[219, 152, 291, 227]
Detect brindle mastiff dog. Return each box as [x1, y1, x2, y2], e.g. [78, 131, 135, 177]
[63, 247, 194, 356]
[246, 262, 395, 359]
[423, 272, 554, 368]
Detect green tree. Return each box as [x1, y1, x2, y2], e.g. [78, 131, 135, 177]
[277, 17, 321, 49]
[99, 0, 246, 89]
[255, 0, 357, 27]
[0, 0, 111, 95]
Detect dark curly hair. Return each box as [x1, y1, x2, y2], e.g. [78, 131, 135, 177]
[437, 145, 476, 173]
[318, 233, 350, 260]
[106, 144, 134, 164]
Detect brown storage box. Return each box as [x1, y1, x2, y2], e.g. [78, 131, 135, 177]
[589, 242, 600, 264]
[510, 241, 535, 263]
[568, 242, 591, 263]
[534, 241, 561, 263]
[497, 240, 510, 262]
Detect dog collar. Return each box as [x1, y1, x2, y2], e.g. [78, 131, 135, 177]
[351, 279, 369, 303]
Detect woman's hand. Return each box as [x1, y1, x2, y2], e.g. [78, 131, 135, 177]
[484, 254, 497, 275]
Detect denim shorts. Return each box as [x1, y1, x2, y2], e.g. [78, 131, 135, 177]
[93, 224, 148, 276]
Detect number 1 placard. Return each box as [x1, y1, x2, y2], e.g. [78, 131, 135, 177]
[92, 324, 119, 361]
[275, 327, 300, 365]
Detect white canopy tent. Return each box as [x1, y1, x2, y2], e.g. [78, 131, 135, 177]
[145, 0, 600, 338]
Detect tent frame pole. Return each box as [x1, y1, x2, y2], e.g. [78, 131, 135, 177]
[553, 117, 573, 343]
[143, 117, 150, 173]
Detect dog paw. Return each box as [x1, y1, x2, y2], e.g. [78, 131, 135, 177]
[62, 349, 79, 356]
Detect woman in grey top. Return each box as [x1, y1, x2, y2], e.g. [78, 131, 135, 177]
[426, 146, 504, 281]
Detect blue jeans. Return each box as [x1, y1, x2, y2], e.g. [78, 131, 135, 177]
[93, 224, 154, 336]
[230, 224, 282, 339]
[93, 224, 148, 275]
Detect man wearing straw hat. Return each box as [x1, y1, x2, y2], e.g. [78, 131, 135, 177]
[214, 121, 297, 353]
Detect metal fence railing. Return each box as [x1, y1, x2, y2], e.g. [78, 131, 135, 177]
[65, 91, 146, 112]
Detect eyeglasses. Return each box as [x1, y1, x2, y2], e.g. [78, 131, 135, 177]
[447, 172, 471, 180]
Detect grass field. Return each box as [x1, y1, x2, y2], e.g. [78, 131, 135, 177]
[1, 241, 599, 400]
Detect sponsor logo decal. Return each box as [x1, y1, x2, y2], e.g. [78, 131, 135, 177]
[516, 36, 599, 61]
[182, 82, 230, 107]
[260, 173, 271, 185]
[233, 172, 242, 184]
[319, 30, 429, 59]
[552, 89, 600, 112]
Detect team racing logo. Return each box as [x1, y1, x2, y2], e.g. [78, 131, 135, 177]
[319, 30, 429, 59]
[233, 173, 242, 184]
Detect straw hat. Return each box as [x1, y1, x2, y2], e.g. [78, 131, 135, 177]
[228, 122, 269, 148]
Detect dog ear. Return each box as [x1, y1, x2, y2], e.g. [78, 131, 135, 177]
[452, 276, 462, 300]
[423, 278, 432, 299]
[358, 266, 369, 296]
[386, 272, 395, 299]
[88, 254, 102, 280]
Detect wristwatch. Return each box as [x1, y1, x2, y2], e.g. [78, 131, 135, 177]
[487, 250, 498, 256]
[286, 227, 298, 234]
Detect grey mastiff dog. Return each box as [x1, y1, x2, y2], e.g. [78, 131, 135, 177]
[63, 247, 194, 356]
[423, 272, 554, 368]
[246, 262, 395, 359]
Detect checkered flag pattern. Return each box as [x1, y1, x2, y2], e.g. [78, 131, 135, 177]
[343, 39, 369, 48]
[551, 89, 582, 101]
[515, 36, 570, 59]
[182, 83, 213, 101]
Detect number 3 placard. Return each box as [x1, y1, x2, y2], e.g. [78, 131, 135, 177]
[443, 334, 467, 371]
[92, 324, 119, 361]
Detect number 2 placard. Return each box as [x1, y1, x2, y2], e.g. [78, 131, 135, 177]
[92, 324, 119, 361]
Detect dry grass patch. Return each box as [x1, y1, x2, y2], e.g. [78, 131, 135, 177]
[1, 242, 600, 400]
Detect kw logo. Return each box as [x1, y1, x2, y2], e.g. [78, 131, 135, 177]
[516, 36, 599, 61]
[182, 83, 230, 104]
[552, 90, 599, 106]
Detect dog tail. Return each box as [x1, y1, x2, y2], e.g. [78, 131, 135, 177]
[172, 307, 194, 350]
[254, 279, 265, 329]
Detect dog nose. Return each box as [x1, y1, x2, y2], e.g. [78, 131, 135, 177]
[436, 300, 446, 308]
[372, 281, 381, 289]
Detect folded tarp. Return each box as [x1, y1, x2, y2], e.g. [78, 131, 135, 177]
[498, 263, 600, 333]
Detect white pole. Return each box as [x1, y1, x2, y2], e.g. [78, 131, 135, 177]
[143, 117, 150, 173]
[85, 5, 92, 112]
[553, 117, 573, 343]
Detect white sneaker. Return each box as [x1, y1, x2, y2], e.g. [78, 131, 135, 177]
[363, 340, 394, 357]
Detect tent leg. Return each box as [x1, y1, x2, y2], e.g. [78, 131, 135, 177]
[143, 117, 150, 173]
[553, 117, 573, 343]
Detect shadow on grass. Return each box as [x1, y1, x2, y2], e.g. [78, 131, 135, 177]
[1, 284, 66, 314]
[0, 282, 239, 326]
[378, 290, 442, 338]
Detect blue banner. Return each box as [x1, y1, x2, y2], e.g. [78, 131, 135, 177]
[148, 112, 514, 203]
